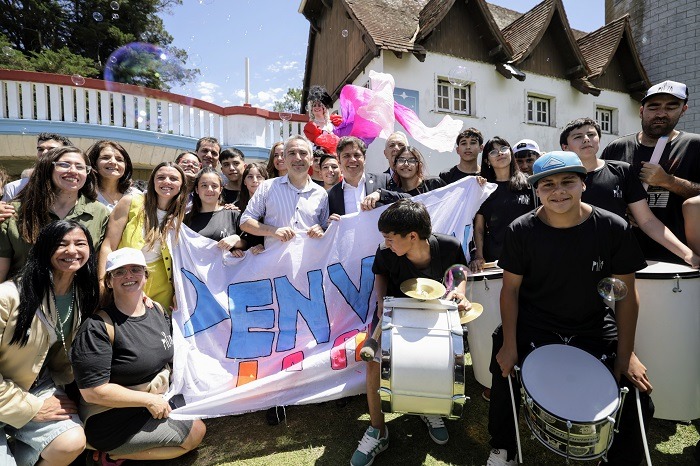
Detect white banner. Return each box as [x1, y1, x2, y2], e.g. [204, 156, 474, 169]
[168, 177, 495, 419]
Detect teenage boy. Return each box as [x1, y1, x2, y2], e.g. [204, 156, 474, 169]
[351, 199, 470, 466]
[560, 117, 698, 267]
[220, 148, 246, 204]
[485, 152, 653, 466]
[439, 128, 483, 184]
[512, 139, 540, 175]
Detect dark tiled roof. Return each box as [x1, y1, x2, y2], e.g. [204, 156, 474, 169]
[344, 0, 427, 53]
[487, 3, 523, 30]
[501, 0, 552, 62]
[577, 16, 627, 78]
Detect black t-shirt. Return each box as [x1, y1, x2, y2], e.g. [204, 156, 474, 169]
[582, 160, 647, 220]
[71, 304, 174, 451]
[372, 233, 467, 298]
[186, 209, 242, 242]
[476, 181, 534, 261]
[499, 207, 646, 338]
[222, 188, 239, 205]
[405, 176, 447, 196]
[602, 132, 700, 261]
[439, 165, 479, 185]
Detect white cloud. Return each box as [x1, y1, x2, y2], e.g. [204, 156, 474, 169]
[224, 87, 286, 110]
[266, 60, 299, 73]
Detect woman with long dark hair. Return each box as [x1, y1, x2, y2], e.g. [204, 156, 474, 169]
[265, 142, 287, 178]
[72, 248, 206, 465]
[0, 146, 109, 282]
[234, 162, 268, 254]
[0, 220, 99, 466]
[86, 140, 141, 211]
[98, 162, 188, 311]
[471, 137, 533, 271]
[184, 167, 246, 256]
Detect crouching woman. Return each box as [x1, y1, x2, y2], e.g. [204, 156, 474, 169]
[71, 248, 205, 464]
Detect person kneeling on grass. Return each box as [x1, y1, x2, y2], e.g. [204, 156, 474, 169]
[71, 248, 205, 465]
[351, 199, 471, 466]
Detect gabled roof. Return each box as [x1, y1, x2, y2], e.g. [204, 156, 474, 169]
[500, 0, 588, 76]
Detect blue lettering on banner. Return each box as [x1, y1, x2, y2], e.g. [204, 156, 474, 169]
[274, 270, 330, 352]
[181, 261, 372, 359]
[228, 280, 276, 359]
[463, 224, 472, 258]
[327, 256, 375, 323]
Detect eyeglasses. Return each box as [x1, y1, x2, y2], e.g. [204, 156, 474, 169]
[111, 266, 146, 278]
[52, 161, 91, 173]
[396, 157, 419, 166]
[179, 160, 201, 167]
[488, 146, 511, 157]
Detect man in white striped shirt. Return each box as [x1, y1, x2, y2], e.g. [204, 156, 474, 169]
[240, 135, 329, 248]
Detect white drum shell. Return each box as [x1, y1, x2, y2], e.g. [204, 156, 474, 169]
[465, 269, 504, 388]
[379, 297, 465, 418]
[634, 261, 700, 421]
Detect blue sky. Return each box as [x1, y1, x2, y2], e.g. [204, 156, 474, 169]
[160, 0, 606, 108]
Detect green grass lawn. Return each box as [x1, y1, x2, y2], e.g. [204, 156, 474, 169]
[135, 355, 698, 465]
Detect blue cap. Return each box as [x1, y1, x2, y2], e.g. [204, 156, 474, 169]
[529, 151, 587, 186]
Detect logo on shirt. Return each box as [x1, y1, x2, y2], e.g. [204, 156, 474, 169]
[592, 258, 604, 272]
[647, 189, 669, 209]
[161, 331, 173, 350]
[517, 194, 531, 205]
[613, 185, 622, 199]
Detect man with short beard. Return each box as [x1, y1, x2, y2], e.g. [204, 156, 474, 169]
[602, 80, 700, 262]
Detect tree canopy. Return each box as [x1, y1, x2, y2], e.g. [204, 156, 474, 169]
[0, 0, 198, 91]
[273, 88, 303, 113]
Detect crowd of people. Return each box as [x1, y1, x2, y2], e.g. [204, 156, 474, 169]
[0, 78, 697, 466]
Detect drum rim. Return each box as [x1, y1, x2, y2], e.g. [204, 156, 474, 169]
[635, 270, 700, 279]
[469, 269, 504, 281]
[520, 344, 620, 423]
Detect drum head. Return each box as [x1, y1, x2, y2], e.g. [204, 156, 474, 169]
[636, 260, 700, 279]
[521, 345, 619, 422]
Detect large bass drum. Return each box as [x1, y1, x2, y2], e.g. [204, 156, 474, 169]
[379, 297, 466, 419]
[634, 261, 700, 421]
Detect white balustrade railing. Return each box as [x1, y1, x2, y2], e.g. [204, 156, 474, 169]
[0, 70, 305, 148]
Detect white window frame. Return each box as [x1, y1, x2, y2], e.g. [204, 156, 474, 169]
[596, 106, 615, 134]
[526, 94, 552, 126]
[435, 77, 472, 115]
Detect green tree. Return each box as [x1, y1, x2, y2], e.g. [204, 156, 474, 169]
[273, 88, 303, 113]
[0, 0, 197, 91]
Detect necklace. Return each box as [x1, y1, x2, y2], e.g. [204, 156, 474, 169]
[52, 282, 76, 357]
[100, 189, 123, 206]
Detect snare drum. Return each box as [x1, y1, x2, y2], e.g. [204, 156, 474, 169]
[634, 261, 700, 421]
[520, 344, 625, 460]
[465, 268, 504, 387]
[379, 297, 466, 419]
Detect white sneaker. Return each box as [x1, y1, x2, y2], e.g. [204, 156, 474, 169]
[486, 448, 516, 466]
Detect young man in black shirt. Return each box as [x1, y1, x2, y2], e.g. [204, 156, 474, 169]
[439, 127, 483, 184]
[560, 117, 698, 267]
[485, 152, 653, 466]
[351, 199, 470, 466]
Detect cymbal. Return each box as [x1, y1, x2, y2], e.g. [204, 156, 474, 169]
[400, 278, 446, 300]
[459, 302, 484, 324]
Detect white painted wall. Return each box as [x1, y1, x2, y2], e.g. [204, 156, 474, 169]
[351, 52, 643, 177]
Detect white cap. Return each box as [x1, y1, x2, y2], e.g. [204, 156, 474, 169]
[105, 247, 147, 272]
[513, 139, 540, 156]
[642, 80, 688, 103]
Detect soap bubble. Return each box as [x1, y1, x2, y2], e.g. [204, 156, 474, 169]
[448, 65, 471, 87]
[104, 43, 186, 91]
[110, 1, 120, 10]
[444, 264, 469, 295]
[597, 277, 628, 302]
[71, 74, 86, 86]
[279, 112, 292, 122]
[341, 29, 348, 38]
[1, 46, 13, 56]
[92, 11, 103, 22]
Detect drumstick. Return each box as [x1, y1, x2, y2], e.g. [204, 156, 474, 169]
[635, 388, 653, 466]
[360, 321, 383, 362]
[508, 373, 523, 464]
